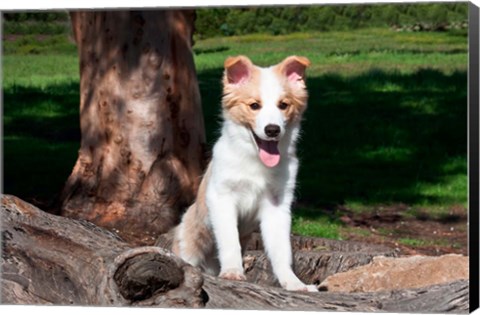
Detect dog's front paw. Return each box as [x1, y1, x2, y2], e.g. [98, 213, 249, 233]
[219, 268, 246, 281]
[284, 282, 318, 292]
[303, 284, 319, 292]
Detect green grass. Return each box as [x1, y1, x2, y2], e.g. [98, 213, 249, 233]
[2, 28, 468, 237]
[2, 34, 76, 55]
[2, 55, 79, 87]
[396, 237, 462, 249]
[397, 237, 429, 247]
[292, 207, 342, 239]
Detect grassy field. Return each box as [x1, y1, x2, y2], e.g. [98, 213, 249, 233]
[2, 28, 468, 243]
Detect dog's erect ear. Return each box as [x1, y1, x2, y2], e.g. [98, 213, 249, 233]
[224, 55, 253, 85]
[278, 56, 310, 85]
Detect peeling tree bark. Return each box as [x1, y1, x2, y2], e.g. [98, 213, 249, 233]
[59, 10, 207, 245]
[1, 195, 469, 312]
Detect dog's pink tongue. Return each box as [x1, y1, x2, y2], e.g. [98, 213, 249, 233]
[258, 140, 280, 167]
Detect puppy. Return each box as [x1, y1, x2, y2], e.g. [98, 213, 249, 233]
[172, 55, 316, 292]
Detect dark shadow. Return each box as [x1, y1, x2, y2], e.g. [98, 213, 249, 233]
[193, 45, 229, 55]
[3, 82, 81, 209]
[297, 68, 467, 209]
[3, 83, 81, 142]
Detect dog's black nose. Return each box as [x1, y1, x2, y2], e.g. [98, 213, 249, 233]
[264, 124, 281, 138]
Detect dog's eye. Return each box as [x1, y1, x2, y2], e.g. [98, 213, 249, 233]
[278, 102, 289, 110]
[249, 103, 261, 110]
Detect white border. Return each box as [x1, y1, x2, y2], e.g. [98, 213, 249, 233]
[1, 1, 477, 315]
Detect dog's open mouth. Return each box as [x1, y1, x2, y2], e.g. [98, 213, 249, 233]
[251, 131, 280, 168]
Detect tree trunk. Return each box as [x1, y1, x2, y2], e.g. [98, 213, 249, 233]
[60, 10, 207, 245]
[1, 195, 469, 312]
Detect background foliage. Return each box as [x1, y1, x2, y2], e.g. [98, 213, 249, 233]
[3, 3, 469, 38]
[195, 3, 468, 37]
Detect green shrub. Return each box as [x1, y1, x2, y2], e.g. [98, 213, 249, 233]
[195, 8, 230, 38]
[3, 11, 68, 22]
[4, 20, 70, 35]
[2, 3, 469, 39]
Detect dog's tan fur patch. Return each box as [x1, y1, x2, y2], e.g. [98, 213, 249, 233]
[172, 163, 214, 261]
[221, 56, 309, 128]
[273, 56, 310, 123]
[222, 58, 262, 130]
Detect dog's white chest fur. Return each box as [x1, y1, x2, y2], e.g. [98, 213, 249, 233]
[172, 55, 317, 292]
[209, 121, 287, 217]
[206, 122, 298, 237]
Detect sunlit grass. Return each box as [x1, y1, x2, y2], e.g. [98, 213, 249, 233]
[2, 55, 79, 88]
[415, 174, 468, 207]
[292, 207, 342, 239]
[397, 237, 435, 247]
[193, 28, 467, 74]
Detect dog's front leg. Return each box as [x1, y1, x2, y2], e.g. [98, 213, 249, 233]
[207, 191, 246, 281]
[259, 198, 318, 292]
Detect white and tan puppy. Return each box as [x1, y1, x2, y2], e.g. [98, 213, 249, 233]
[172, 55, 316, 292]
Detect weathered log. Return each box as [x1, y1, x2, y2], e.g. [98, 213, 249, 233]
[1, 195, 205, 307]
[202, 274, 468, 312]
[375, 280, 469, 313]
[156, 229, 397, 287]
[1, 195, 469, 312]
[154, 223, 468, 313]
[243, 232, 397, 287]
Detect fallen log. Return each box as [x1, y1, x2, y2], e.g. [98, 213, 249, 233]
[1, 195, 205, 307]
[202, 274, 469, 312]
[1, 195, 469, 312]
[156, 228, 397, 287]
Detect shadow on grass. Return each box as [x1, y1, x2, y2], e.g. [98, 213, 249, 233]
[4, 82, 80, 141]
[3, 82, 81, 209]
[298, 68, 467, 208]
[193, 45, 229, 55]
[2, 67, 467, 214]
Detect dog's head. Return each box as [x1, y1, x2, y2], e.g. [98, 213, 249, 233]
[221, 55, 310, 167]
